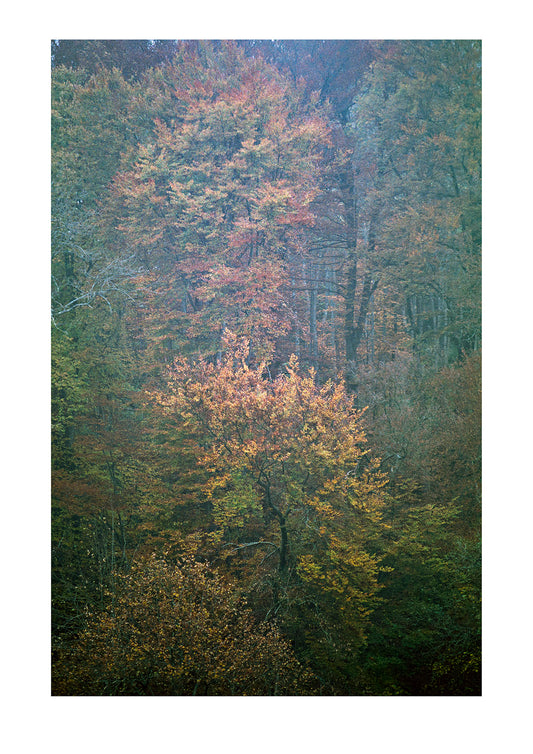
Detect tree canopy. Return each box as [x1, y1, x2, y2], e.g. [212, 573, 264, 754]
[51, 39, 481, 696]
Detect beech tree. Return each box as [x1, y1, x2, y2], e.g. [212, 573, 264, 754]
[150, 333, 388, 687]
[238, 41, 382, 383]
[106, 41, 331, 363]
[53, 555, 313, 695]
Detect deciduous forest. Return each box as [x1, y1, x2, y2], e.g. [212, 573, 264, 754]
[51, 39, 481, 696]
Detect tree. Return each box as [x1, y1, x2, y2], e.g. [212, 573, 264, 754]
[240, 40, 374, 126]
[51, 63, 160, 638]
[51, 65, 144, 324]
[350, 40, 481, 366]
[105, 41, 331, 364]
[151, 332, 388, 689]
[358, 503, 481, 695]
[240, 41, 382, 384]
[357, 348, 481, 532]
[53, 555, 313, 695]
[51, 39, 179, 80]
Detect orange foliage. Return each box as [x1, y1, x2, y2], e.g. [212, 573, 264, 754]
[53, 555, 314, 695]
[149, 332, 389, 653]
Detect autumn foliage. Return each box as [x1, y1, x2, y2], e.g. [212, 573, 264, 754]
[51, 40, 481, 696]
[53, 555, 312, 695]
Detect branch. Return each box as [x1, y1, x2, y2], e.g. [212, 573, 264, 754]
[222, 541, 279, 555]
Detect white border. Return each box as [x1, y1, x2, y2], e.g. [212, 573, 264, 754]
[4, 4, 531, 752]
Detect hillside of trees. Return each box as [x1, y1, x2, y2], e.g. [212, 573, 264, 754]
[51, 39, 481, 695]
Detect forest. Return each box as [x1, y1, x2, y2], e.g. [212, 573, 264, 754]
[51, 39, 481, 696]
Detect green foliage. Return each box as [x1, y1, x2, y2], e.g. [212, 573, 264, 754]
[51, 333, 88, 469]
[51, 66, 141, 323]
[351, 40, 481, 364]
[358, 504, 481, 694]
[358, 350, 481, 533]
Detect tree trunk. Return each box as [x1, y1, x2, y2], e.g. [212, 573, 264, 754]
[259, 474, 289, 575]
[309, 286, 319, 377]
[342, 177, 380, 391]
[340, 165, 359, 392]
[278, 516, 288, 574]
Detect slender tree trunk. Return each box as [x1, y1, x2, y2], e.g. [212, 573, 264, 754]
[340, 165, 359, 392]
[309, 286, 319, 377]
[344, 257, 358, 365]
[278, 516, 288, 574]
[290, 275, 301, 360]
[369, 290, 375, 365]
[341, 165, 380, 392]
